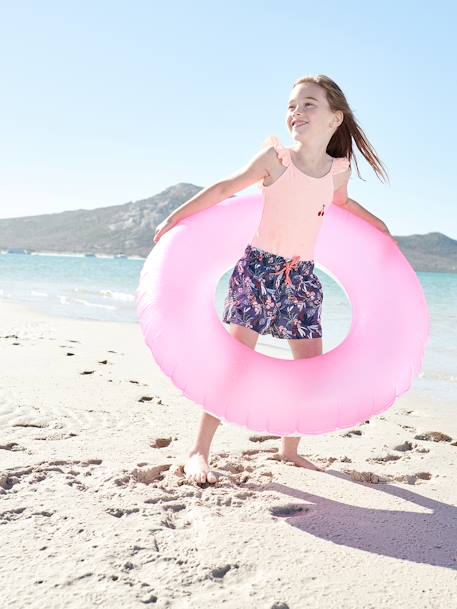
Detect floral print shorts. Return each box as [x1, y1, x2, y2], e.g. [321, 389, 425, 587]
[222, 244, 323, 339]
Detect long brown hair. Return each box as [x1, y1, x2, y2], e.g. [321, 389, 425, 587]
[287, 75, 389, 184]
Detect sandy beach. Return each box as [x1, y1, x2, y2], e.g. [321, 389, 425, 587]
[1, 298, 456, 608]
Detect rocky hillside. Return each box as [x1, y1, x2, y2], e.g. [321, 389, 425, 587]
[0, 183, 201, 259]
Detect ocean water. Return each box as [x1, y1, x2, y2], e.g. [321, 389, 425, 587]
[1, 252, 455, 407]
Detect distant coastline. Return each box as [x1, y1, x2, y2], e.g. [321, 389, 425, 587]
[0, 249, 146, 260]
[1, 183, 456, 272]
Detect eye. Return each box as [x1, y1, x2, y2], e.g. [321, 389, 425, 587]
[288, 103, 313, 109]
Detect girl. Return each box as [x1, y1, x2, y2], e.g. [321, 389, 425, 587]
[153, 74, 391, 485]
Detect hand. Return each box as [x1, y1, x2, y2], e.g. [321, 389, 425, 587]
[153, 218, 176, 244]
[392, 237, 401, 247]
[377, 222, 391, 236]
[379, 224, 400, 246]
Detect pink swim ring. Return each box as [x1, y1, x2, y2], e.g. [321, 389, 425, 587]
[135, 192, 430, 436]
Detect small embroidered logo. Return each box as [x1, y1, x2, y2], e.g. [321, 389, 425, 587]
[318, 204, 326, 216]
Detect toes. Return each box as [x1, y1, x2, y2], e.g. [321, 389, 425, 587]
[183, 467, 218, 485]
[207, 471, 217, 484]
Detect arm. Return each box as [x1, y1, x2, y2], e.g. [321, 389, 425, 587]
[153, 147, 271, 244]
[332, 169, 390, 235]
[169, 146, 271, 223]
[153, 182, 227, 244]
[342, 198, 390, 234]
[167, 182, 227, 224]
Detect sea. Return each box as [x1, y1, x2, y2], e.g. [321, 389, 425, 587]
[1, 251, 455, 409]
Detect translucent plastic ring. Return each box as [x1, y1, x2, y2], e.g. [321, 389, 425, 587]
[136, 193, 430, 436]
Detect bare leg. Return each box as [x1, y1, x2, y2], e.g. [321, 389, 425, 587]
[183, 323, 259, 484]
[277, 336, 324, 471]
[184, 411, 223, 484]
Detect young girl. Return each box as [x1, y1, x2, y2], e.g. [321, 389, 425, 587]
[153, 74, 391, 485]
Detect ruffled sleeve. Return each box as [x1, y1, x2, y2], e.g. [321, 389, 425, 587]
[332, 157, 351, 176]
[261, 135, 291, 167]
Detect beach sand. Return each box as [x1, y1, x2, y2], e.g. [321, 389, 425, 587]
[1, 299, 456, 608]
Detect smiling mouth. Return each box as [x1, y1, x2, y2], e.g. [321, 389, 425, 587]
[292, 122, 308, 128]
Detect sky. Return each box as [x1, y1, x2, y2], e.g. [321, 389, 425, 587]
[1, 0, 456, 239]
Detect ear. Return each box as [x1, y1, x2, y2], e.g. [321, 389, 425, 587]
[333, 110, 344, 128]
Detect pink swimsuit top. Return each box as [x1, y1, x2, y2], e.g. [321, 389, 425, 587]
[250, 135, 351, 262]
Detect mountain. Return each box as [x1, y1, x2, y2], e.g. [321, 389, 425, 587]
[391, 232, 457, 273]
[0, 183, 200, 260]
[0, 183, 456, 272]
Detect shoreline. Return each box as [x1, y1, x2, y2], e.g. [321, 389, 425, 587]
[1, 250, 146, 260]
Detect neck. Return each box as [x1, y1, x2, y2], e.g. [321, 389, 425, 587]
[291, 140, 331, 168]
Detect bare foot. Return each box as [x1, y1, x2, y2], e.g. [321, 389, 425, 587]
[183, 451, 218, 484]
[276, 451, 324, 471]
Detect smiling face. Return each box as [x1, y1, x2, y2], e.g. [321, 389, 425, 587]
[286, 82, 343, 142]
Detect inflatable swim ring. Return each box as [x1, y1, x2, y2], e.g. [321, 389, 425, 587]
[135, 193, 430, 436]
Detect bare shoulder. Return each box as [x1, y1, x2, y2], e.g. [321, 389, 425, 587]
[333, 167, 351, 190]
[332, 157, 351, 190]
[218, 145, 277, 196]
[262, 145, 283, 174]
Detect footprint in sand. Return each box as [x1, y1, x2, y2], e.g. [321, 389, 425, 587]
[0, 506, 27, 524]
[114, 464, 172, 487]
[367, 454, 402, 464]
[342, 429, 363, 437]
[34, 431, 78, 441]
[393, 440, 430, 453]
[0, 442, 25, 452]
[343, 468, 433, 485]
[394, 440, 414, 451]
[161, 502, 186, 512]
[150, 437, 172, 449]
[208, 563, 239, 580]
[9, 398, 118, 433]
[248, 434, 280, 443]
[241, 447, 277, 458]
[270, 503, 310, 518]
[106, 507, 140, 518]
[0, 458, 103, 494]
[11, 416, 54, 429]
[343, 470, 387, 484]
[414, 431, 453, 443]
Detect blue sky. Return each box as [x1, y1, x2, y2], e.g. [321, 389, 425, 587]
[1, 1, 456, 239]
